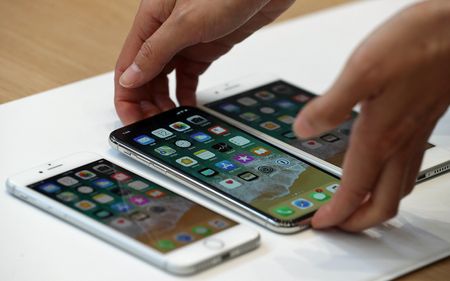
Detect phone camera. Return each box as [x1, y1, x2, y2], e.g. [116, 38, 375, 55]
[39, 171, 43, 174]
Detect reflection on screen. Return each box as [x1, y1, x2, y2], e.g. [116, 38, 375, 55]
[28, 159, 236, 253]
[119, 107, 341, 222]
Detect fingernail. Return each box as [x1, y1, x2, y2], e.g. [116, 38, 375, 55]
[294, 115, 316, 139]
[119, 63, 142, 88]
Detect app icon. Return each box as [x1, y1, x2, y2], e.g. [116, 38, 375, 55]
[275, 158, 291, 166]
[260, 121, 280, 131]
[111, 172, 131, 182]
[175, 233, 193, 243]
[326, 184, 340, 193]
[56, 191, 78, 202]
[57, 176, 79, 186]
[260, 107, 275, 114]
[339, 128, 351, 136]
[169, 121, 191, 132]
[37, 183, 61, 194]
[310, 190, 330, 201]
[237, 97, 258, 106]
[129, 195, 150, 206]
[239, 112, 260, 121]
[251, 146, 271, 156]
[176, 156, 198, 167]
[111, 202, 134, 213]
[302, 140, 323, 149]
[154, 145, 176, 156]
[149, 205, 167, 214]
[128, 180, 149, 191]
[282, 131, 297, 139]
[257, 166, 275, 174]
[277, 115, 295, 124]
[229, 136, 250, 146]
[94, 209, 113, 219]
[187, 115, 208, 124]
[151, 128, 173, 139]
[292, 198, 313, 209]
[254, 91, 275, 100]
[133, 134, 155, 145]
[238, 171, 258, 181]
[276, 99, 296, 108]
[146, 189, 166, 198]
[199, 168, 218, 177]
[92, 193, 114, 204]
[75, 170, 96, 180]
[130, 211, 149, 221]
[292, 93, 311, 103]
[320, 133, 340, 143]
[194, 149, 215, 160]
[156, 240, 176, 250]
[219, 103, 240, 113]
[274, 206, 295, 217]
[77, 186, 94, 194]
[75, 200, 96, 211]
[110, 217, 132, 228]
[212, 142, 233, 152]
[190, 132, 212, 142]
[215, 160, 237, 171]
[208, 219, 229, 229]
[219, 178, 241, 189]
[93, 164, 114, 174]
[233, 153, 254, 164]
[272, 84, 293, 94]
[111, 187, 132, 196]
[93, 178, 114, 188]
[192, 226, 212, 236]
[174, 139, 192, 148]
[208, 125, 228, 135]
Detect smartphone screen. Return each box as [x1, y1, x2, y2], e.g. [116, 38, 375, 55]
[204, 80, 355, 167]
[204, 80, 434, 167]
[111, 107, 341, 225]
[27, 159, 236, 253]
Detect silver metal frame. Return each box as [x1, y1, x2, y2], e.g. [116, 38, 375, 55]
[109, 137, 313, 234]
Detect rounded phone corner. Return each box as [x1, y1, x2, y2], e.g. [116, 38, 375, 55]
[5, 178, 16, 194]
[264, 217, 311, 234]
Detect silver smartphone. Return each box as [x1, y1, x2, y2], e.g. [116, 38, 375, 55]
[198, 74, 450, 182]
[6, 152, 260, 275]
[110, 106, 342, 233]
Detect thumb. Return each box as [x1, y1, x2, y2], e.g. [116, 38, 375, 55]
[119, 19, 196, 88]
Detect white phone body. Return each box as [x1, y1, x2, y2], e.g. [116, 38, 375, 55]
[6, 152, 260, 275]
[198, 73, 450, 183]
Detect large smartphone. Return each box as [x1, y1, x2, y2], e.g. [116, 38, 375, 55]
[6, 152, 260, 275]
[198, 74, 450, 182]
[110, 107, 341, 233]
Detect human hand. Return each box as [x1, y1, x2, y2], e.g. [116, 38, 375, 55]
[114, 0, 294, 124]
[294, 0, 450, 232]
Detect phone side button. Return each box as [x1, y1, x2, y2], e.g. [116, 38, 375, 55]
[203, 238, 224, 250]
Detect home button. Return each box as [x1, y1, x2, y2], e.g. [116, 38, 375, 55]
[203, 238, 225, 250]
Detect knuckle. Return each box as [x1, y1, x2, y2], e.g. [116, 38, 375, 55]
[347, 46, 382, 86]
[139, 39, 155, 61]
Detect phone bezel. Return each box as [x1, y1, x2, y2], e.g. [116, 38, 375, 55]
[109, 107, 342, 233]
[6, 152, 260, 275]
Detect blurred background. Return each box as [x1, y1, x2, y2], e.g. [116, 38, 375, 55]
[0, 0, 352, 103]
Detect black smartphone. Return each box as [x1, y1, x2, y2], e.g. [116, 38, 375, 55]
[110, 106, 341, 233]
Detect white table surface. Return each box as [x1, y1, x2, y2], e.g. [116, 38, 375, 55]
[1, 0, 449, 280]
